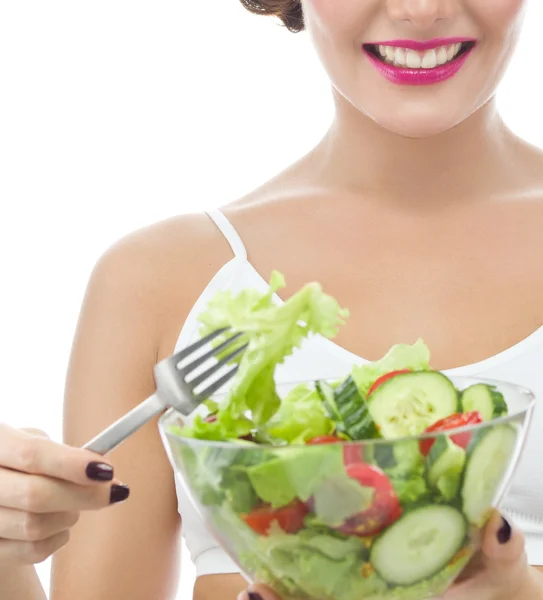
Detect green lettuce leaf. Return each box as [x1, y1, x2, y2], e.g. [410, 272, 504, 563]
[364, 440, 429, 505]
[390, 474, 429, 505]
[261, 384, 334, 444]
[246, 444, 344, 508]
[178, 442, 270, 512]
[241, 526, 386, 600]
[351, 339, 431, 396]
[245, 444, 374, 526]
[184, 271, 348, 439]
[312, 474, 375, 527]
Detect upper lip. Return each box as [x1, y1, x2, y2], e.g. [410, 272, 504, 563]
[365, 37, 476, 51]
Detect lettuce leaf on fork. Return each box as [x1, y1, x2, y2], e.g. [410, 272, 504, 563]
[182, 271, 348, 440]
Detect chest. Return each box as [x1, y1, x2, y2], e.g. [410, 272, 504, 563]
[250, 202, 543, 370]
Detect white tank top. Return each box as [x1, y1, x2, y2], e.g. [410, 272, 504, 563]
[173, 210, 543, 575]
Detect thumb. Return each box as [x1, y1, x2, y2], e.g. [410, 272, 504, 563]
[237, 584, 283, 600]
[480, 509, 526, 576]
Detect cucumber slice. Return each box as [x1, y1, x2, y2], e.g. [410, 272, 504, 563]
[461, 384, 508, 422]
[426, 436, 466, 501]
[462, 425, 518, 526]
[370, 444, 398, 469]
[316, 377, 380, 440]
[315, 381, 338, 417]
[370, 505, 467, 586]
[369, 372, 459, 438]
[366, 440, 422, 477]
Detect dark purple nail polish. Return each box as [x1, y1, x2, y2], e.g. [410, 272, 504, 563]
[86, 462, 114, 482]
[110, 484, 130, 504]
[497, 517, 512, 544]
[248, 594, 263, 600]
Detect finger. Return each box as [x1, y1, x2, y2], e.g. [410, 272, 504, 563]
[0, 529, 70, 565]
[481, 510, 526, 571]
[20, 428, 50, 439]
[452, 549, 484, 584]
[0, 506, 79, 541]
[0, 467, 122, 513]
[0, 423, 114, 485]
[237, 584, 283, 600]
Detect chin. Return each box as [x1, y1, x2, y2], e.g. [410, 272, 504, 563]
[366, 103, 470, 139]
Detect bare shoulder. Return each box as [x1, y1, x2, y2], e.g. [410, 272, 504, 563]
[94, 212, 233, 303]
[219, 160, 321, 235]
[85, 212, 236, 357]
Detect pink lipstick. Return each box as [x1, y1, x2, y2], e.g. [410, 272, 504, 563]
[363, 38, 477, 86]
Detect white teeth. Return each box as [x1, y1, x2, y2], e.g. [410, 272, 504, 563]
[406, 50, 422, 68]
[421, 49, 437, 69]
[436, 46, 448, 65]
[394, 48, 406, 66]
[375, 42, 466, 69]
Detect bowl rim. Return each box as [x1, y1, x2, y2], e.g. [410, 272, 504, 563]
[158, 374, 536, 450]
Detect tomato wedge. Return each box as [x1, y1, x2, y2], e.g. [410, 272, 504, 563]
[419, 411, 483, 456]
[307, 435, 364, 465]
[307, 436, 340, 445]
[337, 463, 402, 537]
[367, 369, 412, 397]
[243, 500, 309, 536]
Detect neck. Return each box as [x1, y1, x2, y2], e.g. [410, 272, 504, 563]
[311, 93, 520, 207]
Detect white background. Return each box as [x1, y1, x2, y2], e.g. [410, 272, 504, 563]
[0, 1, 542, 598]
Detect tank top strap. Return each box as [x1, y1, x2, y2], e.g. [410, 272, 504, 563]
[206, 209, 248, 260]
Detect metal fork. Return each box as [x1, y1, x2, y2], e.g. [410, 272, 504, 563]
[83, 328, 246, 455]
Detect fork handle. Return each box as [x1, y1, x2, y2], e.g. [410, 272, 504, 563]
[83, 393, 165, 455]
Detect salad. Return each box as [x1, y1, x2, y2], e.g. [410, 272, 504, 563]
[169, 272, 520, 600]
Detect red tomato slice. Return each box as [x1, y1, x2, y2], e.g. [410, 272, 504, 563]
[337, 463, 402, 537]
[419, 411, 483, 457]
[307, 435, 364, 465]
[367, 369, 412, 397]
[307, 436, 340, 445]
[243, 500, 309, 536]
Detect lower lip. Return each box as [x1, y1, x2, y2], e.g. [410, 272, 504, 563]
[363, 47, 474, 86]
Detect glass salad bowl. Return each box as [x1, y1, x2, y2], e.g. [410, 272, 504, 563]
[158, 376, 535, 600]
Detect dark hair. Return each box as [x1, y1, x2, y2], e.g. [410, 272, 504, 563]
[239, 0, 304, 33]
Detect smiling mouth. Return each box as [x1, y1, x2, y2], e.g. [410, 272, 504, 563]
[364, 41, 476, 70]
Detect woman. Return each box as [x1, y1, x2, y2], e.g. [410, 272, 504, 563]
[1, 0, 543, 599]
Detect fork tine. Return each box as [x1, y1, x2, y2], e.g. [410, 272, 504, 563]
[181, 331, 245, 375]
[187, 343, 248, 389]
[193, 366, 239, 402]
[174, 327, 230, 361]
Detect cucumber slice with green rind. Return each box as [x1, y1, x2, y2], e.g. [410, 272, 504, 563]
[315, 380, 339, 418]
[368, 372, 459, 439]
[426, 435, 466, 501]
[461, 384, 508, 422]
[461, 424, 518, 526]
[316, 377, 380, 440]
[370, 505, 467, 586]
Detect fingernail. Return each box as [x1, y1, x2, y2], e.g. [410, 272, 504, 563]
[248, 594, 263, 600]
[497, 517, 512, 544]
[110, 484, 130, 504]
[86, 461, 114, 482]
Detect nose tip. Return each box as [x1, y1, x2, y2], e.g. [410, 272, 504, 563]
[388, 0, 454, 30]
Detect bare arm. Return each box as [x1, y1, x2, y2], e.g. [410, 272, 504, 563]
[50, 215, 232, 600]
[0, 565, 47, 600]
[47, 230, 180, 599]
[0, 214, 235, 600]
